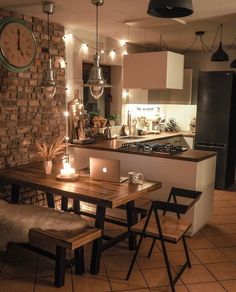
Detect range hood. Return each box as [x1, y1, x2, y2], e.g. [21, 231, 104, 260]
[123, 51, 184, 89]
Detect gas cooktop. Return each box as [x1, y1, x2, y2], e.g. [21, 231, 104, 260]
[118, 141, 187, 155]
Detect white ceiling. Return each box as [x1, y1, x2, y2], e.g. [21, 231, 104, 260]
[1, 0, 236, 51]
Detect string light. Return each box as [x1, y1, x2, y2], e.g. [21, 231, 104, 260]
[81, 43, 89, 53]
[63, 27, 129, 59]
[110, 49, 116, 60]
[119, 39, 127, 46]
[64, 111, 69, 117]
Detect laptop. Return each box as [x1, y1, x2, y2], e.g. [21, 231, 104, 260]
[90, 157, 128, 183]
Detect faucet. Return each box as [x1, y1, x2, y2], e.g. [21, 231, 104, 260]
[104, 125, 112, 139]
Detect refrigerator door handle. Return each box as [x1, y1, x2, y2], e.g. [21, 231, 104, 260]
[196, 142, 226, 148]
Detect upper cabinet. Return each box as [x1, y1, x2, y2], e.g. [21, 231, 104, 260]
[148, 69, 193, 104]
[123, 51, 184, 90]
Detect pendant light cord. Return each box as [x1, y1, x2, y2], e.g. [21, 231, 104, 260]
[47, 11, 50, 57]
[96, 3, 99, 54]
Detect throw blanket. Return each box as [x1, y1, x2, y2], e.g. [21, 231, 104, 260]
[0, 200, 90, 251]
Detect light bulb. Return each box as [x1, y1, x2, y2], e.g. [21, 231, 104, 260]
[43, 86, 56, 98]
[90, 86, 104, 100]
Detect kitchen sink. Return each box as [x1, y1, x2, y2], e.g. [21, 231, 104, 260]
[118, 136, 144, 140]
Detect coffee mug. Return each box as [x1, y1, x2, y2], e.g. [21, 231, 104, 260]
[128, 172, 143, 184]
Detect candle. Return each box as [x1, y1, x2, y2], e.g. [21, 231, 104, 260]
[60, 162, 75, 177]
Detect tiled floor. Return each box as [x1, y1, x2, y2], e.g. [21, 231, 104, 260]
[1, 189, 236, 291]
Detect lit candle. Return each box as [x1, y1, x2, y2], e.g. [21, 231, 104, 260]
[60, 162, 75, 177]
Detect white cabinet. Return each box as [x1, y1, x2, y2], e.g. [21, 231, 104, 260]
[148, 69, 193, 104]
[127, 89, 148, 104]
[180, 136, 194, 149]
[123, 51, 184, 89]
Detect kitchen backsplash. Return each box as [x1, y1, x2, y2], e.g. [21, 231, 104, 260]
[124, 104, 197, 131]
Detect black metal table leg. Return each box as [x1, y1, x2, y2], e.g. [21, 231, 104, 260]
[55, 246, 66, 288]
[126, 201, 138, 250]
[61, 197, 68, 211]
[90, 205, 106, 275]
[11, 184, 20, 204]
[46, 192, 55, 208]
[73, 199, 80, 214]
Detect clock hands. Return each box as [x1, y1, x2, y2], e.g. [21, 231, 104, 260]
[17, 29, 24, 58]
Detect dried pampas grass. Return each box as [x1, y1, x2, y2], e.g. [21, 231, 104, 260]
[35, 136, 68, 161]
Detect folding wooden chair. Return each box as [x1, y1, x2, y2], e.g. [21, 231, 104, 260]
[126, 187, 202, 292]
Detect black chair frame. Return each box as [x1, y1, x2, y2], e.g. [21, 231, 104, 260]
[126, 187, 202, 292]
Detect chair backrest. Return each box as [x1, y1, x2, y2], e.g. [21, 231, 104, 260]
[164, 187, 202, 218]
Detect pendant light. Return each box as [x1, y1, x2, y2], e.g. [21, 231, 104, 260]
[230, 59, 236, 68]
[147, 0, 193, 18]
[82, 0, 111, 100]
[211, 24, 229, 62]
[42, 1, 56, 98]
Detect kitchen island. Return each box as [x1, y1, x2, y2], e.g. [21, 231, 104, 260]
[69, 133, 217, 236]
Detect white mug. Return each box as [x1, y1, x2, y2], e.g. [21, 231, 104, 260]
[128, 172, 143, 184]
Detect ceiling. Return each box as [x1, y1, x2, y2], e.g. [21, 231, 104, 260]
[1, 0, 236, 51]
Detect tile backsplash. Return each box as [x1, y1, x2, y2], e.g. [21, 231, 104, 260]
[124, 104, 197, 131]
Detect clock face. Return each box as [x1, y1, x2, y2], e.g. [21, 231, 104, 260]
[0, 19, 36, 72]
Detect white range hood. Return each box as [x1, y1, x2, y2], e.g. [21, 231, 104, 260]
[123, 51, 184, 90]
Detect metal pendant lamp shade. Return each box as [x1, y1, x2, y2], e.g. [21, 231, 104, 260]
[42, 1, 57, 98]
[211, 24, 229, 62]
[211, 42, 229, 62]
[230, 58, 236, 68]
[147, 0, 193, 18]
[83, 0, 111, 100]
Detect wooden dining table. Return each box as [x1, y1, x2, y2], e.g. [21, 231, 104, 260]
[0, 162, 161, 274]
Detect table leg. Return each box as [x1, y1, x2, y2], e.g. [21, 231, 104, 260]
[90, 205, 106, 275]
[61, 197, 68, 211]
[126, 201, 138, 250]
[73, 199, 80, 214]
[11, 184, 20, 204]
[46, 192, 55, 208]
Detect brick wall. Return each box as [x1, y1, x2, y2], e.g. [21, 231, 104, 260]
[0, 8, 66, 170]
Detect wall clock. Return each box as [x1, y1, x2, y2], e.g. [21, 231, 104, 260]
[0, 18, 37, 72]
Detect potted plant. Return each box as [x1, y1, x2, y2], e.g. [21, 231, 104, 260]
[35, 136, 68, 175]
[108, 114, 117, 126]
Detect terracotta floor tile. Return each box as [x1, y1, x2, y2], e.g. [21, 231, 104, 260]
[114, 289, 150, 292]
[150, 286, 188, 292]
[186, 281, 226, 292]
[187, 233, 215, 250]
[141, 267, 179, 288]
[108, 269, 148, 291]
[0, 277, 35, 292]
[201, 224, 236, 236]
[214, 190, 236, 201]
[220, 279, 236, 292]
[0, 258, 37, 279]
[192, 248, 229, 264]
[206, 234, 236, 248]
[180, 264, 216, 284]
[35, 273, 73, 292]
[72, 272, 111, 292]
[214, 200, 236, 208]
[103, 254, 138, 271]
[213, 207, 236, 216]
[206, 262, 236, 280]
[208, 215, 236, 225]
[167, 250, 200, 266]
[136, 250, 166, 269]
[220, 247, 236, 262]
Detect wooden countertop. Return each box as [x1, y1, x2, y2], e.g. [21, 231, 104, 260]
[70, 131, 217, 162]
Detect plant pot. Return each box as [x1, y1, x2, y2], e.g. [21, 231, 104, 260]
[109, 120, 116, 126]
[44, 160, 52, 175]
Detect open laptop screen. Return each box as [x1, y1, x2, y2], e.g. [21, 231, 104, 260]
[90, 157, 127, 183]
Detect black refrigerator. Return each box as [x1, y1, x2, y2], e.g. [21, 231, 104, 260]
[195, 71, 236, 189]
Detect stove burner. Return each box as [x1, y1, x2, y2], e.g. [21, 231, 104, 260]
[118, 142, 187, 154]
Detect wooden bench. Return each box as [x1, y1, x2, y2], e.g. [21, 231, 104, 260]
[0, 199, 102, 288]
[28, 226, 101, 287]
